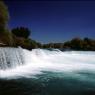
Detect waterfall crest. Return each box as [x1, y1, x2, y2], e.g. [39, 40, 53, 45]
[0, 47, 24, 69]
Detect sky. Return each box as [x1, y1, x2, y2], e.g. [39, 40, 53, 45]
[4, 0, 95, 43]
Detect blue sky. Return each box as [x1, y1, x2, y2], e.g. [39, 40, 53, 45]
[5, 0, 95, 43]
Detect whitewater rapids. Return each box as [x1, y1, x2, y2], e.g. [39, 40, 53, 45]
[0, 48, 95, 79]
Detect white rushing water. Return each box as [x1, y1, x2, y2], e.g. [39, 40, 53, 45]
[0, 48, 95, 79]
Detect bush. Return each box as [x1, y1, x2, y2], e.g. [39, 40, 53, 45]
[12, 27, 31, 38]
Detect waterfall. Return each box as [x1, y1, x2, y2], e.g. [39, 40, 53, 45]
[0, 48, 95, 79]
[0, 47, 24, 70]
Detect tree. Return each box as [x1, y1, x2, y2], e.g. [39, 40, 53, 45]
[70, 38, 83, 50]
[12, 27, 31, 38]
[0, 1, 9, 33]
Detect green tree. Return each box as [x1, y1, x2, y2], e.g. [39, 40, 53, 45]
[0, 1, 9, 33]
[12, 27, 31, 38]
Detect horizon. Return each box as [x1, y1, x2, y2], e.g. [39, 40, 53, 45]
[4, 0, 95, 44]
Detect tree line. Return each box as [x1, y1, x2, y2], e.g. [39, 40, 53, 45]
[43, 38, 95, 51]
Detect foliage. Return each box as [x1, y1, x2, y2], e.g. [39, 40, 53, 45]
[0, 1, 9, 33]
[0, 30, 13, 46]
[12, 27, 31, 38]
[43, 38, 95, 51]
[12, 35, 42, 50]
[11, 26, 42, 49]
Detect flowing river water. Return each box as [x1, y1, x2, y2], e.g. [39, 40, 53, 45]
[0, 48, 95, 95]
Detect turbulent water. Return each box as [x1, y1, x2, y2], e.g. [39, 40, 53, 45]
[0, 48, 95, 79]
[0, 48, 95, 95]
